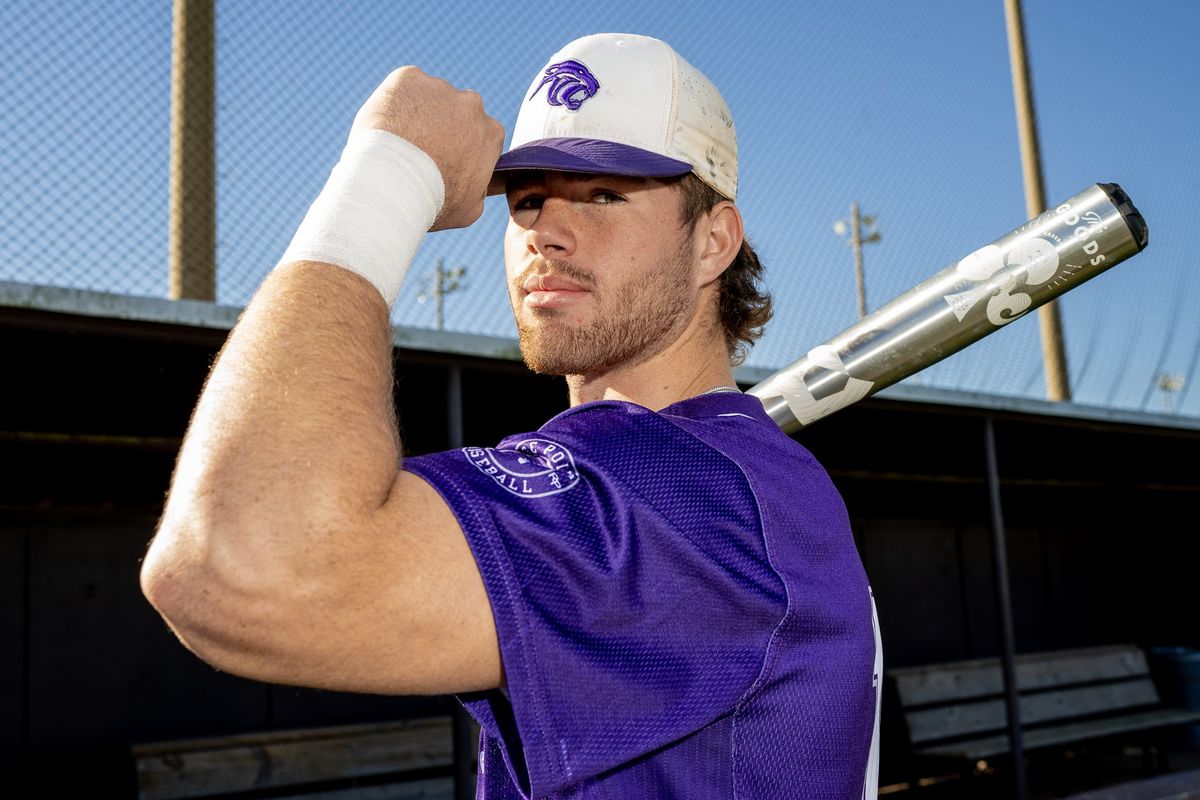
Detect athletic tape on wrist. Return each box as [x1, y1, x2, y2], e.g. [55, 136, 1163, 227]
[280, 128, 445, 307]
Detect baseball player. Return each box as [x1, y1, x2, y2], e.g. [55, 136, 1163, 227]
[142, 33, 882, 799]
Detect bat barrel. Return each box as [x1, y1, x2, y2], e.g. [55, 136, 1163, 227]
[750, 183, 1148, 433]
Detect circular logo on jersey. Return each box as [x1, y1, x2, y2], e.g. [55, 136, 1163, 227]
[462, 438, 580, 498]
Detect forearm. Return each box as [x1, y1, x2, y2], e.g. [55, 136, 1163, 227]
[150, 122, 448, 586]
[152, 260, 400, 586]
[140, 67, 503, 680]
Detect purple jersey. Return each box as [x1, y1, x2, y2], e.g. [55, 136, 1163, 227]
[405, 391, 882, 799]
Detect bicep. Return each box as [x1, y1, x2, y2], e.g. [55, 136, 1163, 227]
[199, 470, 503, 696]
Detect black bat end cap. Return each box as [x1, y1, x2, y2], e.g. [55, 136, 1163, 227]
[1100, 183, 1149, 252]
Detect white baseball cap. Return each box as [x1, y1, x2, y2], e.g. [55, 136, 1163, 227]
[489, 33, 739, 200]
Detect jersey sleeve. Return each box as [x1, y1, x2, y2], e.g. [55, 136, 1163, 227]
[403, 402, 789, 798]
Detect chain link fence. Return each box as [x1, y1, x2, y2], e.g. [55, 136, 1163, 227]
[3, 0, 1199, 415]
[2, 0, 173, 297]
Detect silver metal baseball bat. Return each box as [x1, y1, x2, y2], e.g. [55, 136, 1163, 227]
[749, 183, 1148, 433]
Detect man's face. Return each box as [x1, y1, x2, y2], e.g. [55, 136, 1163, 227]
[503, 171, 700, 376]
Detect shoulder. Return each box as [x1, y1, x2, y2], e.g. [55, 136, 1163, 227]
[408, 399, 736, 488]
[403, 401, 770, 553]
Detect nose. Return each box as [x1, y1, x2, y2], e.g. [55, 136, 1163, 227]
[525, 198, 577, 259]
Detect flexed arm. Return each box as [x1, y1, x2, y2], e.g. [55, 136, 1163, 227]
[140, 68, 507, 695]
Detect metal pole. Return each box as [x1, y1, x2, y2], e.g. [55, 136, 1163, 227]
[1004, 0, 1070, 401]
[984, 417, 1027, 800]
[435, 259, 446, 332]
[446, 363, 477, 799]
[447, 364, 464, 450]
[168, 0, 216, 301]
[851, 202, 867, 320]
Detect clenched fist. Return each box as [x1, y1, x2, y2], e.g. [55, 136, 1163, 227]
[353, 66, 505, 231]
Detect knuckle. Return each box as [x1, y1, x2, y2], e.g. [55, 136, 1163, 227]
[384, 65, 430, 91]
[461, 89, 484, 108]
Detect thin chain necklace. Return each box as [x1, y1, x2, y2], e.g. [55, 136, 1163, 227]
[698, 385, 742, 396]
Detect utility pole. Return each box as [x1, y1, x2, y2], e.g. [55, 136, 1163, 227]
[1158, 374, 1184, 414]
[1005, 0, 1070, 401]
[833, 203, 880, 320]
[168, 0, 215, 301]
[417, 259, 467, 330]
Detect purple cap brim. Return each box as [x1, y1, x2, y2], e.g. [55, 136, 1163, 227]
[487, 137, 693, 195]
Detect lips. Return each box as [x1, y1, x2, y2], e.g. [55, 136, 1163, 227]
[523, 274, 587, 293]
[521, 271, 591, 310]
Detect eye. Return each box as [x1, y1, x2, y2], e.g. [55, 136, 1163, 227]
[509, 194, 544, 212]
[592, 190, 625, 205]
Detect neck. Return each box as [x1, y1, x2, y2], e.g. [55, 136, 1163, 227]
[565, 308, 736, 411]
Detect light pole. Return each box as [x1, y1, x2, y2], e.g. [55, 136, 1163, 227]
[833, 202, 880, 320]
[417, 259, 467, 331]
[1005, 0, 1071, 401]
[168, 0, 215, 301]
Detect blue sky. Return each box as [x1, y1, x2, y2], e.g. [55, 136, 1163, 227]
[3, 0, 1198, 416]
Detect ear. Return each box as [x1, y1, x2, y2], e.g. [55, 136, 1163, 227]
[694, 201, 744, 287]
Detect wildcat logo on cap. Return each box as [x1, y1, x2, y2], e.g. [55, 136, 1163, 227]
[529, 59, 599, 111]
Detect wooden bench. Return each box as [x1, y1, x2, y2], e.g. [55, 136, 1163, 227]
[1064, 766, 1200, 800]
[132, 716, 454, 800]
[888, 644, 1200, 765]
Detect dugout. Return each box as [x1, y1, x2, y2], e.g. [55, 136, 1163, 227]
[2, 280, 1198, 795]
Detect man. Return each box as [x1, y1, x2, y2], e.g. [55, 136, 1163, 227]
[142, 33, 882, 799]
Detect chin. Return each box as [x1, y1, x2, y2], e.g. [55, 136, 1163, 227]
[517, 326, 597, 376]
[517, 338, 584, 376]
[518, 330, 656, 378]
[514, 291, 689, 377]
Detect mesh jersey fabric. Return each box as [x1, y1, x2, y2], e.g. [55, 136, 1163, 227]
[404, 391, 882, 799]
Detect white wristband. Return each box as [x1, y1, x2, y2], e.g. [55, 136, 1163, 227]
[280, 128, 445, 307]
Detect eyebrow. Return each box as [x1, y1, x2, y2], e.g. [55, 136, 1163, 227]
[503, 173, 543, 194]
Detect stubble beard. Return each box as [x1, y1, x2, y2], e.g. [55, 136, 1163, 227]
[513, 246, 695, 377]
